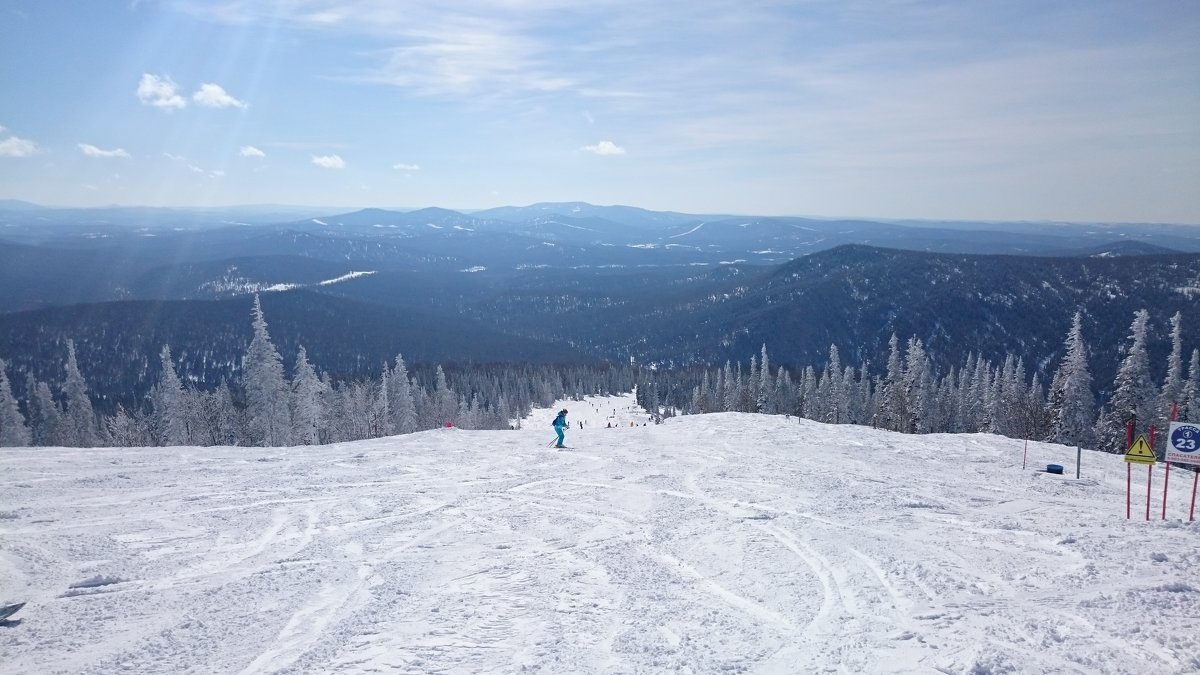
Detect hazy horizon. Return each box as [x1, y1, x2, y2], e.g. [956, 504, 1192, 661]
[1, 1, 1197, 223]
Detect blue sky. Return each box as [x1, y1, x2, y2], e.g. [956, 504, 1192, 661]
[0, 0, 1197, 223]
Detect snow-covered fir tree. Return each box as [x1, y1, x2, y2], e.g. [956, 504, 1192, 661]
[756, 344, 771, 413]
[243, 295, 290, 446]
[1048, 311, 1095, 448]
[1184, 349, 1200, 423]
[1098, 309, 1158, 453]
[26, 375, 61, 446]
[1158, 311, 1186, 443]
[902, 337, 931, 434]
[290, 346, 326, 445]
[879, 334, 906, 432]
[61, 340, 98, 447]
[433, 365, 456, 426]
[387, 354, 417, 434]
[0, 359, 31, 446]
[151, 345, 190, 446]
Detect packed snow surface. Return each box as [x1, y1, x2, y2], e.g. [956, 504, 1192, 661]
[2, 394, 1199, 674]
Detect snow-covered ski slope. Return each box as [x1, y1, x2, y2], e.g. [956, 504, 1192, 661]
[2, 394, 1198, 674]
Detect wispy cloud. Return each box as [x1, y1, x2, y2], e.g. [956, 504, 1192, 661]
[79, 143, 131, 158]
[163, 152, 185, 161]
[137, 73, 186, 110]
[392, 162, 419, 170]
[240, 145, 266, 158]
[582, 140, 625, 156]
[0, 135, 38, 158]
[312, 154, 346, 169]
[193, 83, 246, 108]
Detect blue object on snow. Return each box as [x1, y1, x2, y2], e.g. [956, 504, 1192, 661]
[1046, 464, 1064, 475]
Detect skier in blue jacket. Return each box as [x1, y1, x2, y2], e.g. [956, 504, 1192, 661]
[552, 409, 568, 448]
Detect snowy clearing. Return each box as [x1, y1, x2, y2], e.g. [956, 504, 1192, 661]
[2, 394, 1198, 674]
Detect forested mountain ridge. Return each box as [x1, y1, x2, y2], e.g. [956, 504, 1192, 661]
[4, 201, 1199, 315]
[0, 291, 590, 410]
[3, 243, 1198, 411]
[615, 245, 1200, 392]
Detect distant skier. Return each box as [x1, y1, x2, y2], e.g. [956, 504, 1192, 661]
[552, 409, 568, 448]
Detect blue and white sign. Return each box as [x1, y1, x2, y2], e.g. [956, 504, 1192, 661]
[1167, 422, 1200, 466]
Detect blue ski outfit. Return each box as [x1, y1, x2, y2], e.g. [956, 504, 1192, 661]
[553, 410, 568, 447]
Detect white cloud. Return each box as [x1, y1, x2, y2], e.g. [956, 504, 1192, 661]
[239, 145, 266, 158]
[137, 73, 186, 110]
[392, 162, 419, 170]
[0, 135, 38, 158]
[79, 143, 131, 158]
[210, 170, 225, 178]
[582, 140, 626, 156]
[312, 154, 346, 169]
[163, 152, 185, 161]
[193, 83, 246, 108]
[0, 124, 6, 133]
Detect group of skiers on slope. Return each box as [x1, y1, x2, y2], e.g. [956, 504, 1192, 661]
[552, 408, 652, 447]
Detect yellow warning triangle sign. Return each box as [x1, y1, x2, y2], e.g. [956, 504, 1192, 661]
[1124, 435, 1157, 464]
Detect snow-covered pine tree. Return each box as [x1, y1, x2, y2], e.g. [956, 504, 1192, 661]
[902, 337, 930, 434]
[371, 365, 393, 437]
[290, 346, 326, 445]
[1048, 311, 1095, 448]
[26, 375, 60, 446]
[879, 334, 906, 432]
[61, 340, 98, 447]
[827, 345, 847, 424]
[243, 295, 291, 446]
[433, 365, 456, 426]
[723, 362, 739, 412]
[1157, 311, 1185, 449]
[387, 354, 417, 434]
[696, 370, 712, 413]
[1099, 309, 1158, 453]
[1184, 349, 1200, 423]
[799, 366, 816, 419]
[774, 367, 794, 417]
[151, 345, 189, 446]
[106, 404, 151, 447]
[855, 361, 873, 427]
[747, 354, 760, 413]
[757, 344, 771, 413]
[0, 359, 31, 446]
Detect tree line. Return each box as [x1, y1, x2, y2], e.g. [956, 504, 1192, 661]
[635, 309, 1196, 455]
[0, 296, 635, 447]
[1, 301, 1193, 454]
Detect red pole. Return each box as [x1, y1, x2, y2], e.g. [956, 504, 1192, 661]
[1146, 464, 1153, 521]
[1163, 462, 1171, 520]
[1126, 420, 1134, 449]
[1191, 469, 1198, 523]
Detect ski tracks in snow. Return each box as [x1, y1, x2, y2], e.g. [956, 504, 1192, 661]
[4, 402, 1200, 673]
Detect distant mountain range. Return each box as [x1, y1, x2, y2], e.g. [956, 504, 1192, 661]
[2, 201, 1198, 405]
